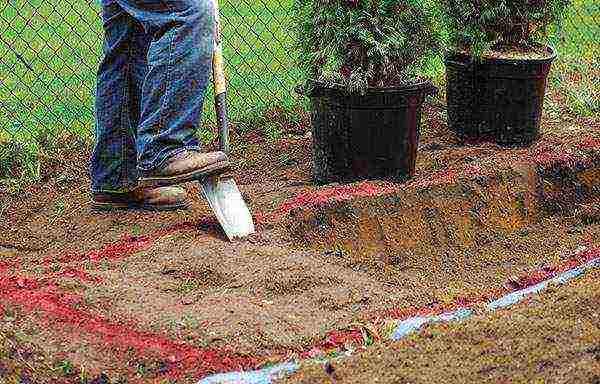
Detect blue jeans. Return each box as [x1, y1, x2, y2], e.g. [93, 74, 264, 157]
[91, 0, 214, 193]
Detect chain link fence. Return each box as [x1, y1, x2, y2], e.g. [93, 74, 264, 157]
[0, 0, 302, 141]
[0, 0, 598, 180]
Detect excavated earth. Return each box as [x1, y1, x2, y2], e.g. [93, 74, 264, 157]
[1, 106, 600, 383]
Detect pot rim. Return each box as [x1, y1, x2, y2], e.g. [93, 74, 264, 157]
[445, 44, 557, 66]
[298, 78, 437, 97]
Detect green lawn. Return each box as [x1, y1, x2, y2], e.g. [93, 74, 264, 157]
[0, 0, 598, 183]
[0, 0, 302, 140]
[547, 0, 600, 117]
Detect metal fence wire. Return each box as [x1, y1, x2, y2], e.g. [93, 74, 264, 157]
[0, 0, 599, 158]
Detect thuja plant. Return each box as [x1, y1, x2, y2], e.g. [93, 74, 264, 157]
[293, 0, 442, 92]
[442, 0, 571, 55]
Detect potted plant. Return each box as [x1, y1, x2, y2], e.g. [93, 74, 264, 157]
[293, 0, 440, 185]
[442, 0, 571, 146]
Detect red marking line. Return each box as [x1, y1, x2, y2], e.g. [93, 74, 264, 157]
[256, 135, 599, 224]
[0, 219, 255, 378]
[40, 221, 199, 266]
[369, 246, 600, 324]
[1, 136, 599, 378]
[2, 239, 598, 380]
[0, 271, 257, 379]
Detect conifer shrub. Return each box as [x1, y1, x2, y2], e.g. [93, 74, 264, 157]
[442, 0, 571, 56]
[293, 0, 442, 92]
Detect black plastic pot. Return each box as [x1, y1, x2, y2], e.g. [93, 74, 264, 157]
[303, 80, 437, 185]
[445, 46, 557, 146]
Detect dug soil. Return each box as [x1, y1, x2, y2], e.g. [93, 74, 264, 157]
[282, 267, 600, 384]
[1, 105, 600, 383]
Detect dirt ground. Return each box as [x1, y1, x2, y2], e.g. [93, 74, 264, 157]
[282, 267, 600, 384]
[1, 105, 600, 383]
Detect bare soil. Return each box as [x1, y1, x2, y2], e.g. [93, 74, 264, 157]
[1, 106, 599, 383]
[281, 267, 600, 384]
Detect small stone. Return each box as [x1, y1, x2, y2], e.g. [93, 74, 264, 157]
[324, 361, 335, 375]
[181, 294, 198, 306]
[157, 362, 171, 375]
[88, 373, 109, 384]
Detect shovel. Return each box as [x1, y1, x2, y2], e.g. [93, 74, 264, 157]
[199, 0, 255, 241]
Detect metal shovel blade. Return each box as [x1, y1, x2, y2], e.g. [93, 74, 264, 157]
[200, 175, 255, 241]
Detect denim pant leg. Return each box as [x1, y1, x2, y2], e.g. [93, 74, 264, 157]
[90, 0, 151, 193]
[115, 0, 215, 173]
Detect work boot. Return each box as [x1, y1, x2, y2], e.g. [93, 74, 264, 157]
[138, 150, 230, 188]
[91, 186, 189, 212]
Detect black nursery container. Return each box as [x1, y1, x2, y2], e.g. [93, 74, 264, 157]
[445, 46, 557, 146]
[305, 81, 436, 185]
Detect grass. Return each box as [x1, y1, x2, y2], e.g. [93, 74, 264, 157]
[0, 0, 303, 188]
[546, 0, 600, 117]
[0, 0, 598, 186]
[0, 0, 302, 136]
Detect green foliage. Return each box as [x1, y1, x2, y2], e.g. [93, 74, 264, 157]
[57, 359, 75, 376]
[0, 136, 40, 182]
[0, 126, 90, 194]
[442, 0, 572, 55]
[293, 0, 442, 92]
[550, 57, 600, 117]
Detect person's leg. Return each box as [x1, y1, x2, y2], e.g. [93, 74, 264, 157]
[128, 19, 151, 147]
[90, 0, 141, 194]
[115, 0, 229, 188]
[90, 1, 189, 211]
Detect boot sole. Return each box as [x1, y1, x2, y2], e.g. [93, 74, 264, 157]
[91, 201, 190, 213]
[137, 160, 231, 189]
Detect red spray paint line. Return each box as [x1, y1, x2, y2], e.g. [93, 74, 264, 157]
[0, 221, 204, 292]
[0, 276, 259, 379]
[580, 136, 600, 150]
[255, 170, 463, 225]
[2, 235, 599, 380]
[300, 329, 365, 359]
[55, 268, 104, 284]
[40, 221, 201, 266]
[274, 182, 397, 213]
[528, 135, 600, 168]
[530, 150, 579, 168]
[41, 236, 154, 265]
[368, 246, 600, 324]
[253, 182, 394, 225]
